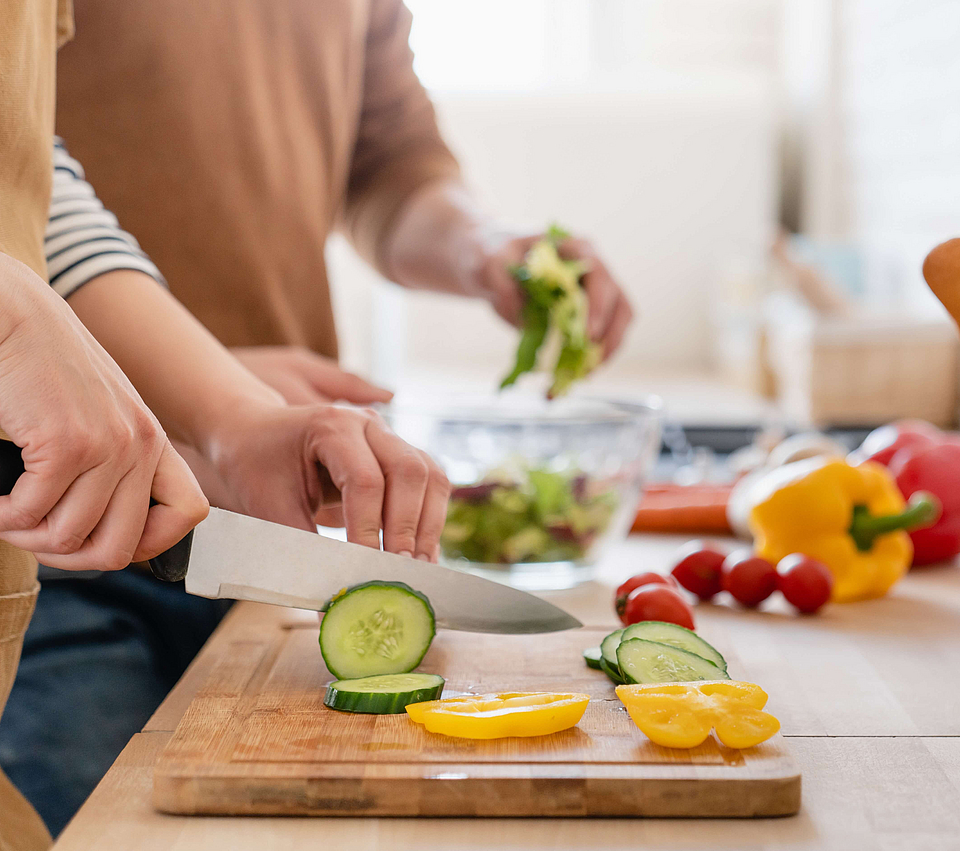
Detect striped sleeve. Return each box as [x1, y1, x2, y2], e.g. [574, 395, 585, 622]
[46, 138, 166, 298]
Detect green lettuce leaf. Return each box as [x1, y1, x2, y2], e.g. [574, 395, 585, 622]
[500, 223, 601, 397]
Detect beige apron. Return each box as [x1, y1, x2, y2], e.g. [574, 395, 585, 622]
[0, 1, 76, 846]
[0, 431, 49, 851]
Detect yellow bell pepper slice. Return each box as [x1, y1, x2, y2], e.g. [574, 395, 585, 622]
[697, 680, 769, 709]
[616, 681, 779, 749]
[405, 692, 590, 739]
[713, 706, 781, 750]
[620, 691, 714, 748]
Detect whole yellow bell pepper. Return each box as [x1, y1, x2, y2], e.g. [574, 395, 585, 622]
[748, 458, 939, 602]
[406, 692, 589, 739]
[616, 681, 780, 749]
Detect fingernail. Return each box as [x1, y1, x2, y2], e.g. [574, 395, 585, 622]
[416, 553, 431, 562]
[399, 550, 413, 559]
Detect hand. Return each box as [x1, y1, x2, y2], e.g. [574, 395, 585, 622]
[208, 402, 450, 560]
[475, 231, 634, 360]
[0, 254, 208, 569]
[232, 346, 393, 406]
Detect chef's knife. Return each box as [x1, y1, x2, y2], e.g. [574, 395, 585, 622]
[0, 440, 580, 633]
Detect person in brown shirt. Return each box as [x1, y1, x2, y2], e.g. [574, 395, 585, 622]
[56, 0, 633, 403]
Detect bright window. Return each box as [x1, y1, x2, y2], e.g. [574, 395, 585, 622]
[406, 0, 590, 92]
[406, 0, 780, 93]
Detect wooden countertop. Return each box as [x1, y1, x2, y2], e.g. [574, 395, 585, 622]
[52, 534, 960, 850]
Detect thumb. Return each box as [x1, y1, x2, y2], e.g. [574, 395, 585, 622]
[480, 233, 539, 327]
[133, 441, 209, 561]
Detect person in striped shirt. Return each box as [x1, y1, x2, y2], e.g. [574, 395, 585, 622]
[46, 140, 166, 297]
[1, 140, 452, 840]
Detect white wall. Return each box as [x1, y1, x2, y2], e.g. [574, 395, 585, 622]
[788, 0, 960, 314]
[838, 0, 960, 313]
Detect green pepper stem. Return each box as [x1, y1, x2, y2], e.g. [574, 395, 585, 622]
[849, 491, 941, 552]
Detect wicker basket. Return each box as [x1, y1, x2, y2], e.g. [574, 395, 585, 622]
[766, 304, 959, 428]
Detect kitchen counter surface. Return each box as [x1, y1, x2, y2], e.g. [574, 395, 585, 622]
[52, 534, 960, 850]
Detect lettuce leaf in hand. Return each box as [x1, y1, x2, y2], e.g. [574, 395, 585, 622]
[499, 225, 602, 398]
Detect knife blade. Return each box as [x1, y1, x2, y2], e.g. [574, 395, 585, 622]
[165, 507, 581, 634]
[0, 440, 581, 633]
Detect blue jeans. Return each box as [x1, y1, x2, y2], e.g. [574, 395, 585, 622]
[0, 568, 230, 836]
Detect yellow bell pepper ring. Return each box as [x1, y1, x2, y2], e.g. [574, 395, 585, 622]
[616, 681, 780, 750]
[405, 692, 590, 739]
[747, 459, 940, 603]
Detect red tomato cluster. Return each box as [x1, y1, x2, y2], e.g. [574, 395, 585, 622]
[614, 542, 833, 625]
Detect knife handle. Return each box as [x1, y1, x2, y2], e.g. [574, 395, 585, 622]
[146, 525, 194, 583]
[0, 437, 191, 581]
[0, 439, 25, 500]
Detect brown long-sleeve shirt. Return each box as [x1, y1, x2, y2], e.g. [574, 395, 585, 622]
[56, 0, 460, 359]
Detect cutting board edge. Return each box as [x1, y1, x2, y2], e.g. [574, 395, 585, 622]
[153, 767, 802, 818]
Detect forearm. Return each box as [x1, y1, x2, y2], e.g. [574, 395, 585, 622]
[66, 270, 282, 456]
[382, 180, 500, 299]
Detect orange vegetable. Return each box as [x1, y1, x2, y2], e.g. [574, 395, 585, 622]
[631, 484, 733, 535]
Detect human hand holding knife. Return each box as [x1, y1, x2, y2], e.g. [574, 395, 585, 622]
[0, 439, 580, 633]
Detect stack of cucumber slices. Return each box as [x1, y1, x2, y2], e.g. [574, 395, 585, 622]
[319, 580, 445, 714]
[584, 621, 729, 685]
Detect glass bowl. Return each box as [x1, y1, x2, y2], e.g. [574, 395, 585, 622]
[386, 394, 662, 590]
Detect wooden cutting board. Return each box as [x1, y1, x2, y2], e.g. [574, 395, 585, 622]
[153, 616, 800, 818]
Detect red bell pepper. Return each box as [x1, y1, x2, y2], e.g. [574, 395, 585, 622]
[853, 421, 960, 566]
[849, 419, 945, 466]
[889, 443, 960, 565]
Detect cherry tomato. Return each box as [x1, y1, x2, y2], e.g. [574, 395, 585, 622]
[777, 554, 833, 613]
[615, 572, 678, 623]
[622, 585, 696, 630]
[850, 420, 940, 466]
[720, 550, 778, 607]
[670, 541, 725, 600]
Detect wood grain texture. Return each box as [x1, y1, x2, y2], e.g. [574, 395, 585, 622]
[153, 626, 800, 817]
[50, 532, 960, 850]
[57, 733, 960, 851]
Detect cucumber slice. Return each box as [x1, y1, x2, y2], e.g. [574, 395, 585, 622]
[600, 628, 626, 671]
[621, 621, 727, 672]
[324, 673, 445, 714]
[599, 656, 626, 685]
[583, 646, 603, 670]
[616, 637, 728, 684]
[319, 581, 436, 680]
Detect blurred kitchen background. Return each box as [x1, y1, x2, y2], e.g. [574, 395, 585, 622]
[330, 0, 960, 435]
